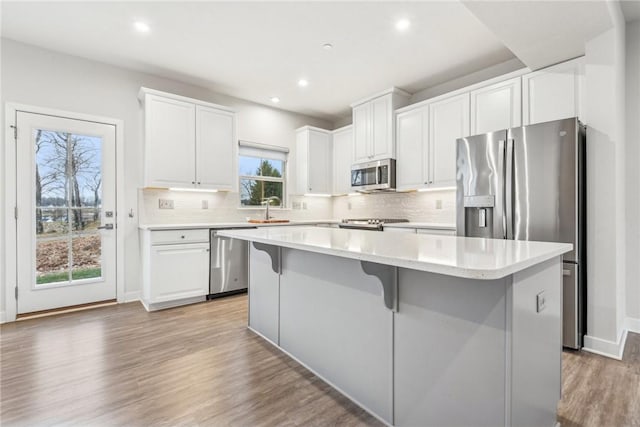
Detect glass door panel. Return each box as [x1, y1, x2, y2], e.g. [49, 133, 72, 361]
[33, 129, 104, 286]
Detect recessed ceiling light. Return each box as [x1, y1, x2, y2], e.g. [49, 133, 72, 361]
[270, 97, 280, 104]
[395, 19, 411, 32]
[298, 79, 309, 87]
[322, 43, 333, 50]
[134, 21, 150, 33]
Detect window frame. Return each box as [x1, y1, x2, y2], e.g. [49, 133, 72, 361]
[238, 156, 287, 209]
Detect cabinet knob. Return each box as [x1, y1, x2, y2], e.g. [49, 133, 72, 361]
[197, 181, 201, 185]
[192, 181, 196, 184]
[181, 235, 185, 239]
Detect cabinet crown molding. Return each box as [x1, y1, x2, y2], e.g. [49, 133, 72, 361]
[138, 87, 236, 113]
[350, 87, 412, 108]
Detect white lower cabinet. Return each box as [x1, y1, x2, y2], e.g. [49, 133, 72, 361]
[141, 228, 210, 310]
[384, 227, 416, 234]
[416, 228, 456, 236]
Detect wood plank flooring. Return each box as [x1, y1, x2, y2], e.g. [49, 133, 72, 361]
[1, 295, 638, 426]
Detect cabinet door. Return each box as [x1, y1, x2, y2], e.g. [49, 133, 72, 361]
[308, 130, 332, 194]
[195, 106, 235, 190]
[429, 93, 470, 187]
[522, 58, 584, 125]
[333, 127, 353, 195]
[145, 95, 196, 187]
[295, 130, 309, 195]
[396, 108, 427, 190]
[371, 95, 393, 160]
[470, 77, 521, 135]
[149, 243, 209, 303]
[353, 103, 371, 163]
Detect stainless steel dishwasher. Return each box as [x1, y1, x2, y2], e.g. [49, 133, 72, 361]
[208, 228, 255, 298]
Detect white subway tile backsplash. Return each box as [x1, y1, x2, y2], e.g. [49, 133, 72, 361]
[139, 189, 456, 225]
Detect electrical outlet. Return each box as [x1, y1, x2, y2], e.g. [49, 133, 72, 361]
[348, 202, 352, 210]
[302, 202, 307, 210]
[435, 199, 443, 210]
[158, 199, 174, 209]
[202, 200, 208, 209]
[536, 291, 546, 313]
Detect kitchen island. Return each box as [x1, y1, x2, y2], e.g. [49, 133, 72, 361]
[217, 226, 572, 427]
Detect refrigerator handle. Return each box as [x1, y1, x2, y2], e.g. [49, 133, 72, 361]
[498, 139, 506, 239]
[505, 139, 514, 240]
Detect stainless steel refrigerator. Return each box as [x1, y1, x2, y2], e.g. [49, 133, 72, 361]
[456, 117, 586, 349]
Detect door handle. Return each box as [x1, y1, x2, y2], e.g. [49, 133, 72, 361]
[505, 139, 514, 240]
[97, 223, 114, 230]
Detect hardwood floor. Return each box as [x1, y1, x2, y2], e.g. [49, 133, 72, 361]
[1, 295, 638, 426]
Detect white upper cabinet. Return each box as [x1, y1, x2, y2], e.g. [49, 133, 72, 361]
[195, 105, 235, 190]
[428, 93, 470, 187]
[396, 93, 469, 191]
[140, 88, 235, 190]
[332, 125, 353, 195]
[396, 108, 427, 190]
[296, 126, 333, 195]
[470, 77, 521, 135]
[352, 88, 411, 163]
[522, 57, 585, 125]
[143, 94, 196, 188]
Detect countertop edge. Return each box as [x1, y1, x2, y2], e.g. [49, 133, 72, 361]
[138, 220, 338, 230]
[383, 222, 457, 230]
[217, 230, 572, 280]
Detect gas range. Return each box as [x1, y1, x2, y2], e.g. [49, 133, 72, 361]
[338, 218, 409, 231]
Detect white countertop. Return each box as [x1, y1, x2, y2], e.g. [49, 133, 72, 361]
[383, 222, 456, 230]
[138, 220, 338, 230]
[217, 226, 572, 280]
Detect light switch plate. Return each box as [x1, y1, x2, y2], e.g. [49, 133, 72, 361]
[536, 291, 546, 313]
[202, 200, 208, 209]
[158, 199, 174, 209]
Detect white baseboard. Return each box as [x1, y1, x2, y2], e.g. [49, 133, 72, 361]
[583, 329, 629, 360]
[123, 291, 141, 303]
[0, 311, 6, 324]
[626, 317, 640, 334]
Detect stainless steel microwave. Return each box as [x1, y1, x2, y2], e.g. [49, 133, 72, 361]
[351, 158, 396, 192]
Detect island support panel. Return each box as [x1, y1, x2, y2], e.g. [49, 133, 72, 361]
[247, 244, 563, 427]
[279, 248, 394, 424]
[394, 270, 508, 427]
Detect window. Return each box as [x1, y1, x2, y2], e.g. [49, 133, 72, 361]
[238, 141, 288, 207]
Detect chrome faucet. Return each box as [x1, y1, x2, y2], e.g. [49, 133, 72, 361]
[261, 196, 281, 220]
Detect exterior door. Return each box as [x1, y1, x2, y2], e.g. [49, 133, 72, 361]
[16, 111, 117, 314]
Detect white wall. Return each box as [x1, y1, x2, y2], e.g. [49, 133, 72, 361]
[1, 38, 331, 314]
[583, 4, 627, 350]
[625, 20, 640, 325]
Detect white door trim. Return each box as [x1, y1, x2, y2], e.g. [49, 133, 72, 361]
[4, 103, 125, 322]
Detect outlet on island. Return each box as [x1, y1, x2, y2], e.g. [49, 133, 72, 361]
[158, 199, 174, 209]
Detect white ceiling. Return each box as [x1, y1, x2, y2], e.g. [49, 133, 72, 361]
[462, 1, 614, 70]
[1, 1, 518, 121]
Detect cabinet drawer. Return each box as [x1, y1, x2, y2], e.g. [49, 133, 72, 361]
[150, 229, 210, 245]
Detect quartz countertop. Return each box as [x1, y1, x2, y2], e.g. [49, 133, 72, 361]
[138, 220, 338, 231]
[217, 226, 572, 280]
[383, 222, 456, 230]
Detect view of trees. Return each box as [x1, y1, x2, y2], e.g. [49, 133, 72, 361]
[35, 130, 102, 234]
[240, 159, 283, 206]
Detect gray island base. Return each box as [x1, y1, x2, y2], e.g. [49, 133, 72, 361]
[217, 227, 572, 427]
